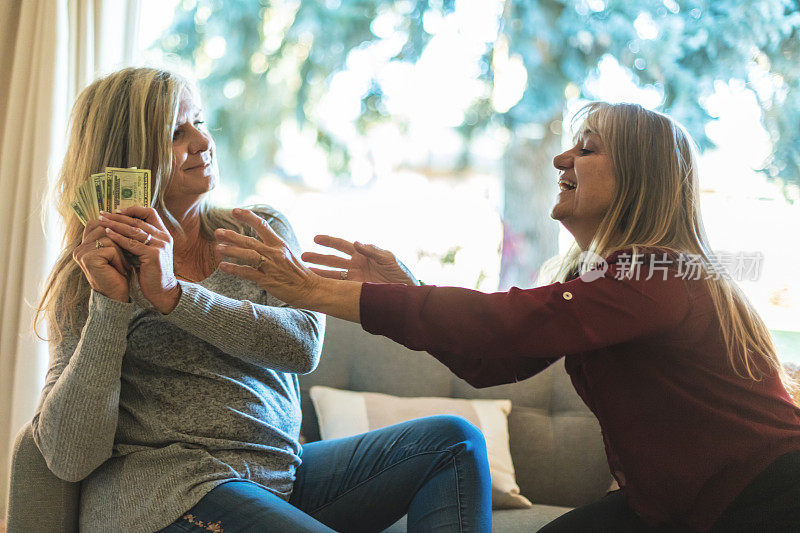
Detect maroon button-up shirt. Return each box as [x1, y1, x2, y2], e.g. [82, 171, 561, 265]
[360, 250, 800, 532]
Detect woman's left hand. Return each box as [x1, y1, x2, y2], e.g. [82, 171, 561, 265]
[98, 207, 181, 314]
[214, 209, 321, 309]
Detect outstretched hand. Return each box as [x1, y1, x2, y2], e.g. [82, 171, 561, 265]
[302, 236, 419, 286]
[214, 209, 326, 310]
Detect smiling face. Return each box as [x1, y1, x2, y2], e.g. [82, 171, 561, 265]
[163, 88, 217, 213]
[550, 130, 616, 249]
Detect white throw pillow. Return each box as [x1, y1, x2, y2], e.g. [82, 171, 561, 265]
[309, 385, 532, 509]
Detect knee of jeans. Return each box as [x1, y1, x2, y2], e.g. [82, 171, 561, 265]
[422, 414, 487, 453]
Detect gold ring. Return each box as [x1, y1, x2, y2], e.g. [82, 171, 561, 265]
[256, 255, 267, 270]
[95, 240, 104, 249]
[340, 270, 348, 280]
[144, 233, 153, 245]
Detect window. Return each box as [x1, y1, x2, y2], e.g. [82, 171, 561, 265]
[139, 0, 800, 364]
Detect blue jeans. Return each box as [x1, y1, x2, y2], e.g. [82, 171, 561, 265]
[159, 415, 492, 532]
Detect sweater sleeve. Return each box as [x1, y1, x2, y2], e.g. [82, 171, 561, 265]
[165, 207, 324, 374]
[165, 284, 324, 374]
[31, 291, 134, 482]
[360, 259, 690, 388]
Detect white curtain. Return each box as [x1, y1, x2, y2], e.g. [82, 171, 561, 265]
[0, 0, 140, 519]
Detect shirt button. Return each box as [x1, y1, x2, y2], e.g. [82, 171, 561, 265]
[562, 291, 573, 300]
[614, 470, 627, 485]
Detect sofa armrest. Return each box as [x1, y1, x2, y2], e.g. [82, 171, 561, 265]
[5, 422, 79, 532]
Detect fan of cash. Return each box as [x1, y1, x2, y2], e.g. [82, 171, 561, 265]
[71, 167, 152, 225]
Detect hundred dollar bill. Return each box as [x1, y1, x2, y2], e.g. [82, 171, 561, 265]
[106, 167, 152, 212]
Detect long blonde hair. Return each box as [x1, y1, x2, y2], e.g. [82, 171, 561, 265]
[554, 102, 792, 389]
[35, 67, 242, 341]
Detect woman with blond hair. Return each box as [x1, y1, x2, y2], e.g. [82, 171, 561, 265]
[216, 102, 800, 532]
[33, 67, 492, 532]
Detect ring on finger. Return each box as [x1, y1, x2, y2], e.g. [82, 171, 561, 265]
[255, 255, 267, 270]
[340, 270, 348, 281]
[143, 233, 153, 246]
[95, 240, 104, 249]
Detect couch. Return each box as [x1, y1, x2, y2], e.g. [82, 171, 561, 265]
[6, 316, 612, 532]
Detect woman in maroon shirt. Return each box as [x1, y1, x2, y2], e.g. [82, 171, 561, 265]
[214, 102, 800, 532]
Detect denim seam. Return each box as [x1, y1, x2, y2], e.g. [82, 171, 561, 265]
[452, 455, 464, 532]
[307, 448, 458, 516]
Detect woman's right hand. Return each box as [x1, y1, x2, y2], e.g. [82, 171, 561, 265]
[301, 236, 420, 286]
[73, 220, 130, 302]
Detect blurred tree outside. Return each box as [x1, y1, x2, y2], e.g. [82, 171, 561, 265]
[155, 0, 800, 289]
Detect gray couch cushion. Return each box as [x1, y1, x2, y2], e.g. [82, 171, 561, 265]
[380, 504, 573, 532]
[300, 317, 455, 441]
[509, 407, 611, 508]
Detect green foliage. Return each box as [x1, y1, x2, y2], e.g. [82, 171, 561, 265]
[496, 0, 800, 161]
[158, 0, 454, 194]
[156, 0, 800, 198]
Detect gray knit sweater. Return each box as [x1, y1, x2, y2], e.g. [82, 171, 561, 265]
[31, 209, 324, 533]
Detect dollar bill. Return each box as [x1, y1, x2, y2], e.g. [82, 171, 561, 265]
[70, 200, 87, 225]
[106, 167, 151, 213]
[72, 167, 151, 225]
[74, 182, 92, 221]
[91, 172, 106, 213]
[82, 178, 99, 219]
